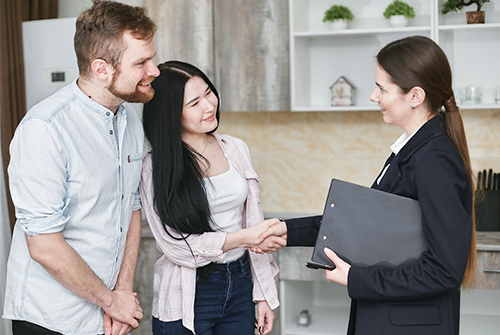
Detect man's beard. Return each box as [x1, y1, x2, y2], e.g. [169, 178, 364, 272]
[108, 70, 155, 103]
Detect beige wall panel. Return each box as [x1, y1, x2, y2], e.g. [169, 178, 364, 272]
[214, 0, 290, 111]
[144, 0, 214, 79]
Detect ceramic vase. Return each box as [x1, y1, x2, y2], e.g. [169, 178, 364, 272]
[389, 15, 409, 27]
[329, 19, 348, 30]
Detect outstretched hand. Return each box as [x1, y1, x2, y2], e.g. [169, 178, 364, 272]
[243, 218, 286, 254]
[255, 220, 287, 245]
[323, 248, 350, 286]
[247, 220, 287, 254]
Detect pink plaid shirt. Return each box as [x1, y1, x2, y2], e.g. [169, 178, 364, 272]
[140, 133, 279, 333]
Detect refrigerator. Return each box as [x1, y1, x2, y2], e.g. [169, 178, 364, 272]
[22, 17, 78, 110]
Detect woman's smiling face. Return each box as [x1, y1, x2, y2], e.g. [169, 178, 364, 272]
[369, 63, 412, 129]
[181, 76, 219, 135]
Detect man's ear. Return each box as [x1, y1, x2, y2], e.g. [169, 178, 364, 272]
[409, 86, 426, 108]
[91, 59, 113, 81]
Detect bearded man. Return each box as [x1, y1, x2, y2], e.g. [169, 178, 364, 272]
[3, 1, 159, 334]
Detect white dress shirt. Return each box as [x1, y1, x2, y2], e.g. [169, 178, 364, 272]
[377, 131, 417, 185]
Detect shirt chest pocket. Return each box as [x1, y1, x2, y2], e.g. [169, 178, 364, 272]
[125, 152, 143, 192]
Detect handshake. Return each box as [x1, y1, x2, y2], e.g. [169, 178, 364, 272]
[244, 217, 351, 286]
[245, 218, 288, 255]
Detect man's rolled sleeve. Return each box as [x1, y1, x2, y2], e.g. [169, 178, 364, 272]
[18, 199, 70, 236]
[8, 117, 69, 236]
[132, 189, 141, 211]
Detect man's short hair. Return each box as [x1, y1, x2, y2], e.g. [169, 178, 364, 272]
[74, 0, 157, 79]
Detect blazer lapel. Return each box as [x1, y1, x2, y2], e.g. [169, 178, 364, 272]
[373, 156, 402, 192]
[373, 114, 447, 193]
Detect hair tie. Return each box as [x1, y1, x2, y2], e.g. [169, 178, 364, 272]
[444, 95, 458, 113]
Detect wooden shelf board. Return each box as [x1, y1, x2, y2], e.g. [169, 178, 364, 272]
[294, 26, 432, 37]
[292, 105, 379, 112]
[458, 104, 500, 110]
[291, 104, 500, 112]
[439, 23, 500, 31]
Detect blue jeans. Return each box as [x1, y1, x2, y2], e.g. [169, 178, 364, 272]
[153, 252, 255, 335]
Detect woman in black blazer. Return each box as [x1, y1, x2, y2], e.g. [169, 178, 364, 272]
[255, 36, 476, 335]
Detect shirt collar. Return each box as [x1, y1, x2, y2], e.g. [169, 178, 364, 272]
[71, 79, 125, 119]
[390, 129, 418, 156]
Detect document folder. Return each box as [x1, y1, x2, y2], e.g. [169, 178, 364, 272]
[311, 179, 427, 268]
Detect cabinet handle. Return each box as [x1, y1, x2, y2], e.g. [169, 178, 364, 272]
[483, 269, 500, 273]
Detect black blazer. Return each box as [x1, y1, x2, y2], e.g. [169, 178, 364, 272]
[286, 114, 473, 335]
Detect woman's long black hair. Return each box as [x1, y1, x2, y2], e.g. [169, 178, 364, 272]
[143, 61, 220, 276]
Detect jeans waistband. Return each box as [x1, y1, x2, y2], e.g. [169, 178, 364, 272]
[213, 251, 250, 273]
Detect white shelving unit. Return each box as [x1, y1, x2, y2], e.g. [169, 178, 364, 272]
[280, 280, 500, 335]
[280, 280, 351, 335]
[278, 236, 500, 335]
[460, 288, 500, 334]
[289, 0, 500, 111]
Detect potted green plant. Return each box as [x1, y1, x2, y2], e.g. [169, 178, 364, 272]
[442, 0, 490, 24]
[323, 5, 354, 30]
[383, 0, 416, 27]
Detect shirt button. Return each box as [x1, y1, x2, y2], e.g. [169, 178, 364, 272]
[120, 227, 123, 232]
[115, 257, 118, 262]
[121, 194, 124, 200]
[109, 130, 113, 135]
[106, 112, 110, 116]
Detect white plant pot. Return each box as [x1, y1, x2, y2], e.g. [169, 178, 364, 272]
[389, 15, 409, 27]
[329, 19, 348, 30]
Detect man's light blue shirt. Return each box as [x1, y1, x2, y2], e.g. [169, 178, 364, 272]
[3, 80, 144, 335]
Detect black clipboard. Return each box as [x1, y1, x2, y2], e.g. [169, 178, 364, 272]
[311, 179, 427, 268]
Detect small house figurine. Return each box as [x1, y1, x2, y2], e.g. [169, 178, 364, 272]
[330, 76, 356, 106]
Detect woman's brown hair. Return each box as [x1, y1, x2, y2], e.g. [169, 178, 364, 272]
[376, 35, 476, 289]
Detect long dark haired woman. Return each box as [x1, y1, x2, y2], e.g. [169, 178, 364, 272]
[140, 61, 283, 335]
[255, 35, 476, 335]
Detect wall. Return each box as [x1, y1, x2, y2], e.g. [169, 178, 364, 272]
[58, 0, 143, 18]
[217, 109, 500, 215]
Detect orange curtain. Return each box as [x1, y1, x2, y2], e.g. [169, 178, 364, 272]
[0, 0, 58, 232]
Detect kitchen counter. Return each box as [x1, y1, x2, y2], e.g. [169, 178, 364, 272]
[476, 231, 500, 251]
[140, 218, 500, 287]
[475, 232, 500, 290]
[278, 230, 500, 287]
